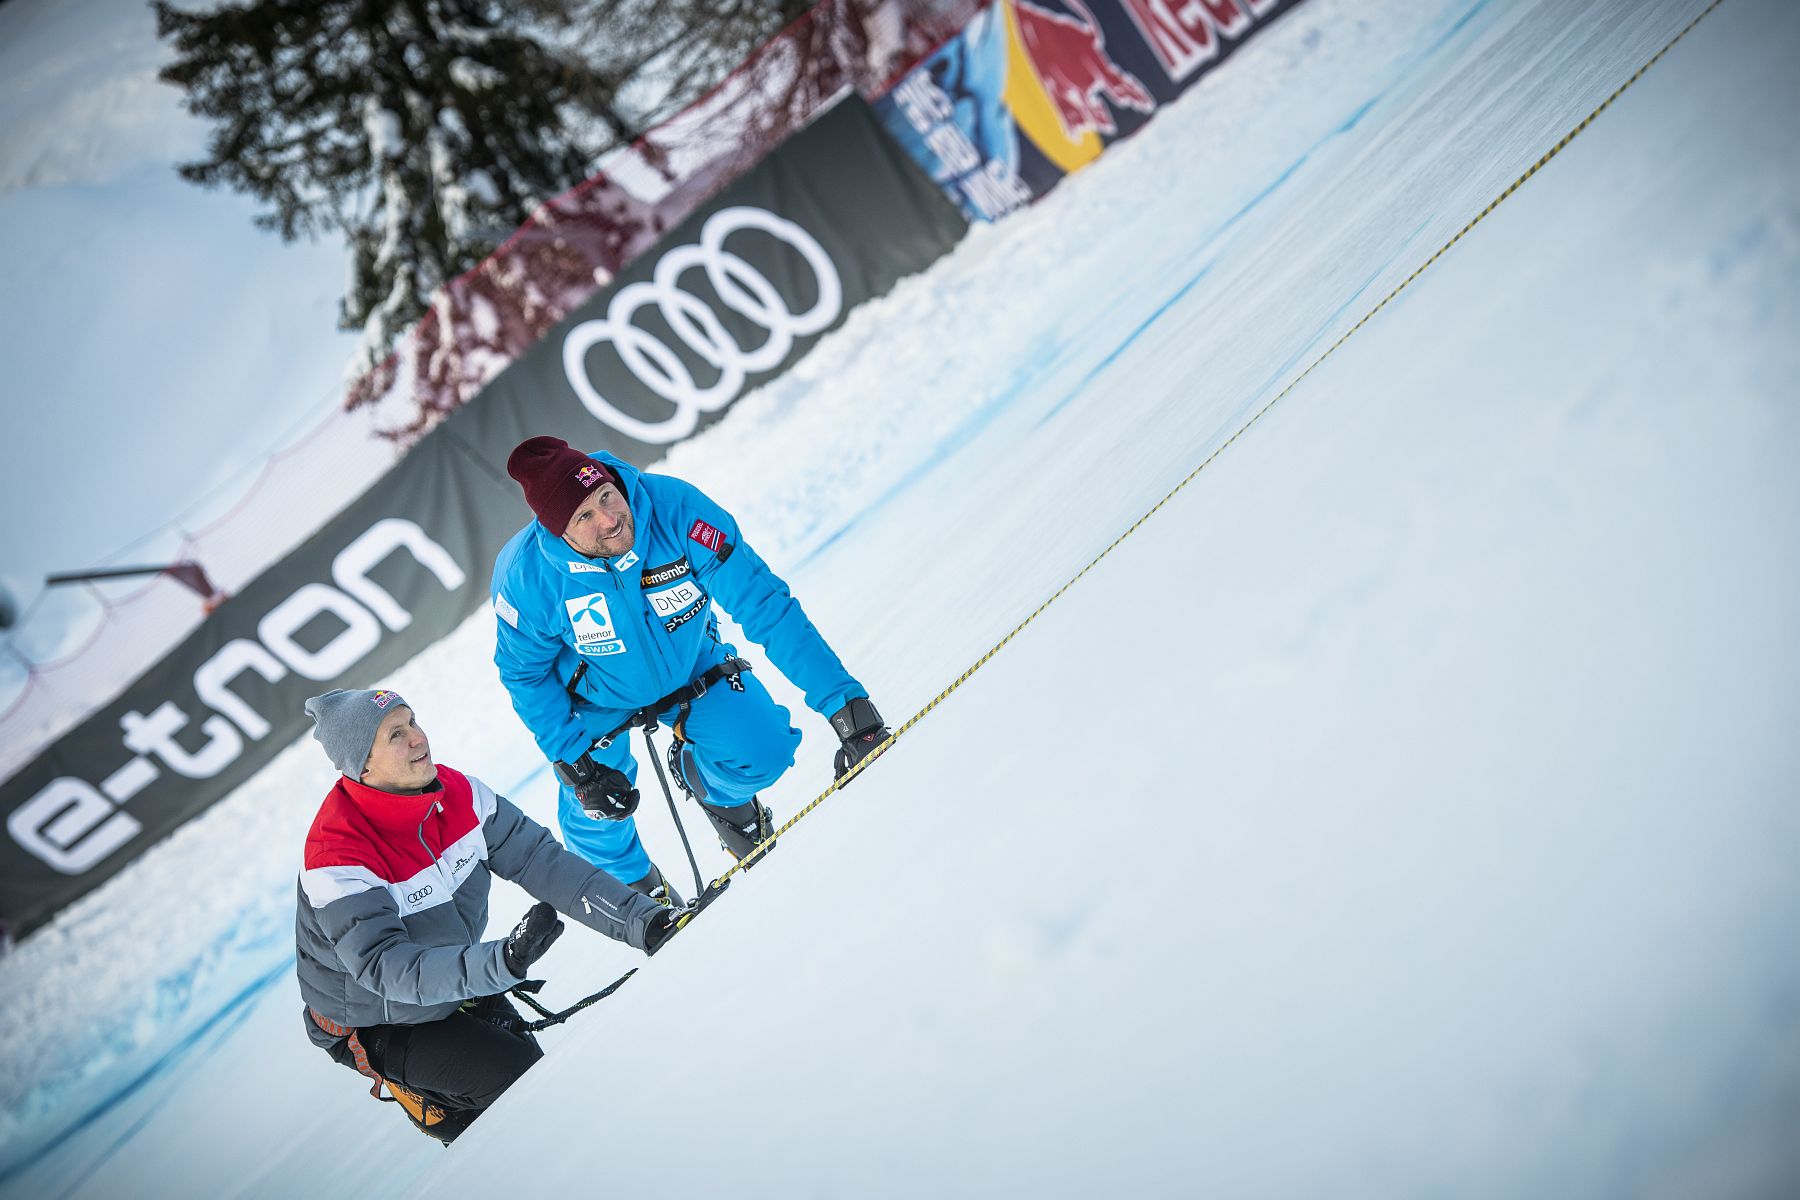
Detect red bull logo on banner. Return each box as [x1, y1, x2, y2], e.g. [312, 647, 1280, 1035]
[1120, 0, 1279, 84]
[872, 0, 1300, 222]
[1013, 0, 1154, 138]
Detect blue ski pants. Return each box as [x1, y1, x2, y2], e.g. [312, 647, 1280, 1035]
[554, 668, 800, 884]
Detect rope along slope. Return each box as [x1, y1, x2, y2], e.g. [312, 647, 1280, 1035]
[706, 0, 1729, 895]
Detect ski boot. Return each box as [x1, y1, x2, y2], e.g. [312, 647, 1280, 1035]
[668, 734, 776, 867]
[389, 1080, 475, 1144]
[701, 798, 776, 868]
[627, 863, 684, 909]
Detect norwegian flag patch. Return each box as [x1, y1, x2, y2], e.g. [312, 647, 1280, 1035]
[688, 520, 724, 552]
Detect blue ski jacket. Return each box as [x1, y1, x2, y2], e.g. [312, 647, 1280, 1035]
[490, 451, 866, 765]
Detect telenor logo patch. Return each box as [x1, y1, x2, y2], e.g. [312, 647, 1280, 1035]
[564, 593, 617, 645]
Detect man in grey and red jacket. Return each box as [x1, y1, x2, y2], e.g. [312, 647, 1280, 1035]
[295, 686, 682, 1141]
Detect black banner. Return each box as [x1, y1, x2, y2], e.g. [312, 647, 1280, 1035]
[457, 94, 968, 457]
[0, 96, 967, 938]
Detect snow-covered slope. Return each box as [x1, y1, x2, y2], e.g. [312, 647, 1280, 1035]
[5, 0, 1798, 1194]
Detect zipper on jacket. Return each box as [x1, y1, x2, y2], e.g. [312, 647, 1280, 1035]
[608, 555, 676, 684]
[415, 800, 454, 911]
[414, 803, 437, 869]
[390, 803, 438, 1032]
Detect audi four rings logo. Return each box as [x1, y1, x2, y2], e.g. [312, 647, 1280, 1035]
[562, 207, 844, 444]
[407, 885, 433, 904]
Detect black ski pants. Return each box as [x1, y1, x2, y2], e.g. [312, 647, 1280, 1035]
[337, 995, 543, 1114]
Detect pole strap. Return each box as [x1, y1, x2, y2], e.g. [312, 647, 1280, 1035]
[510, 968, 639, 1032]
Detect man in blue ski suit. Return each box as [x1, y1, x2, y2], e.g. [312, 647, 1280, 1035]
[490, 436, 890, 901]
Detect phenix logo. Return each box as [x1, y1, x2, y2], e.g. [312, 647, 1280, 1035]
[576, 464, 603, 487]
[1014, 0, 1154, 138]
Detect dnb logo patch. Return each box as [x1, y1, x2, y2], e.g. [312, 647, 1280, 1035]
[646, 578, 707, 632]
[645, 579, 703, 618]
[564, 592, 620, 655]
[689, 519, 724, 552]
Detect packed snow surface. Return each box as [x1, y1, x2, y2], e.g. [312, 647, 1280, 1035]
[3, 0, 1798, 1195]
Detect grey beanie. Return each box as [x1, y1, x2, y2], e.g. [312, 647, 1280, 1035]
[303, 688, 409, 777]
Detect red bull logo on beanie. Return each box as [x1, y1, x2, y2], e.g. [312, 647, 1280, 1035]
[371, 690, 399, 709]
[576, 464, 602, 487]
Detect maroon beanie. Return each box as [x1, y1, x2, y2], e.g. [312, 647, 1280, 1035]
[506, 436, 618, 534]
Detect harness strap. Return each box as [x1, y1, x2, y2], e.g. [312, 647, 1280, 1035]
[663, 700, 694, 798]
[595, 657, 752, 750]
[310, 1008, 387, 1102]
[565, 660, 590, 702]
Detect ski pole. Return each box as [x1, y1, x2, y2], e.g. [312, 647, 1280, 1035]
[639, 722, 709, 906]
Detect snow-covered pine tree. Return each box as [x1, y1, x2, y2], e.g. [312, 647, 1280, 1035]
[153, 0, 640, 394]
[569, 1, 816, 126]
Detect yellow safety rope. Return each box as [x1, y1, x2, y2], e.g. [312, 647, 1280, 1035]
[707, 0, 1728, 895]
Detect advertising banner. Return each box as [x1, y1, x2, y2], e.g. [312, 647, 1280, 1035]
[874, 0, 1303, 220]
[0, 436, 520, 938]
[0, 96, 966, 939]
[453, 95, 968, 461]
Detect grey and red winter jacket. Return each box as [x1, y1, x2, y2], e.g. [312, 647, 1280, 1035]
[295, 764, 659, 1047]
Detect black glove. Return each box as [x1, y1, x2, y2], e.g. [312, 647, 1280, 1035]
[829, 697, 890, 783]
[642, 905, 692, 957]
[502, 902, 564, 977]
[554, 753, 640, 820]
